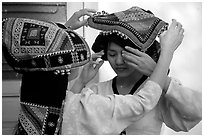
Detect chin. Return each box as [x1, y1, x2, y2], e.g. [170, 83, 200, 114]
[116, 69, 135, 78]
[116, 72, 130, 78]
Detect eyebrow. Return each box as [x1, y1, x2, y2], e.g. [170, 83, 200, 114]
[107, 49, 116, 52]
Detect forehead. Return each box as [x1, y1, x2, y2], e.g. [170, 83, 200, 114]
[108, 42, 124, 51]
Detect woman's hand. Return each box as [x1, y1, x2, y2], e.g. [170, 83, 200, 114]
[71, 51, 104, 94]
[65, 8, 96, 30]
[159, 19, 184, 55]
[122, 47, 156, 76]
[79, 51, 104, 86]
[148, 19, 184, 89]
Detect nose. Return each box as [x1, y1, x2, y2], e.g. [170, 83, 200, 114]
[115, 54, 125, 65]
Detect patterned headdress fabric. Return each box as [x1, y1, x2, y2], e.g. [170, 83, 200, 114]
[88, 6, 168, 52]
[2, 18, 91, 73]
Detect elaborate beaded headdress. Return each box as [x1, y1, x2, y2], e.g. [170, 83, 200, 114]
[2, 18, 91, 74]
[88, 6, 168, 59]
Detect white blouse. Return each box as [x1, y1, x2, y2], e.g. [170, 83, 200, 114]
[62, 80, 162, 134]
[89, 77, 202, 134]
[62, 78, 202, 134]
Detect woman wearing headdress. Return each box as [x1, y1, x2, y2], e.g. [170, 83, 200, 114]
[2, 9, 96, 135]
[60, 7, 193, 135]
[68, 7, 202, 134]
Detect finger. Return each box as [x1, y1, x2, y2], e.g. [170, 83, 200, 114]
[159, 30, 167, 38]
[79, 19, 88, 26]
[122, 51, 140, 64]
[92, 51, 104, 60]
[169, 19, 177, 30]
[124, 60, 139, 70]
[94, 60, 104, 70]
[176, 22, 182, 31]
[179, 28, 184, 35]
[124, 46, 143, 57]
[92, 54, 102, 60]
[84, 8, 97, 14]
[78, 9, 97, 17]
[180, 32, 184, 42]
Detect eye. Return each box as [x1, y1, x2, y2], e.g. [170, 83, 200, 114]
[108, 53, 116, 57]
[108, 52, 116, 57]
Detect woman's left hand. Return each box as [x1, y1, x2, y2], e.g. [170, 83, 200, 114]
[79, 51, 104, 85]
[65, 8, 96, 30]
[122, 47, 156, 76]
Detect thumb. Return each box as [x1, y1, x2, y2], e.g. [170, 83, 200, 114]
[159, 30, 167, 38]
[79, 19, 88, 26]
[94, 60, 104, 70]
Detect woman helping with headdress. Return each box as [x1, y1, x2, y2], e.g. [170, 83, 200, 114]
[2, 9, 96, 135]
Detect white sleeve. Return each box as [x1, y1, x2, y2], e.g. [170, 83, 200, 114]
[161, 78, 202, 132]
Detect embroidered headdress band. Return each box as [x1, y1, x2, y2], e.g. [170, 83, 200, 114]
[88, 6, 168, 52]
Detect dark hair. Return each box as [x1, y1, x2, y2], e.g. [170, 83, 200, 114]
[92, 33, 160, 62]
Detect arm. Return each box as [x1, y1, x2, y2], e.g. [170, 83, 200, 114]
[149, 19, 184, 89]
[161, 78, 202, 132]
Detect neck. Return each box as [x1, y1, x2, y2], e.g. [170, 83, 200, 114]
[117, 71, 143, 85]
[116, 71, 143, 95]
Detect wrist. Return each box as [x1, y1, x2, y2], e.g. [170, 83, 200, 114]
[64, 22, 73, 30]
[160, 50, 174, 59]
[70, 77, 85, 94]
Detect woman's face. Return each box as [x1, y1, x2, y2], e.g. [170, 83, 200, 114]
[107, 42, 135, 77]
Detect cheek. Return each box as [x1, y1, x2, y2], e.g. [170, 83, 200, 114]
[129, 67, 135, 72]
[107, 57, 115, 66]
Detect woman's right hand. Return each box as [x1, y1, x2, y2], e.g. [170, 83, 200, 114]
[122, 47, 156, 76]
[159, 19, 184, 55]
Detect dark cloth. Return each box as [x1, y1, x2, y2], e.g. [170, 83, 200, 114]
[14, 72, 68, 135]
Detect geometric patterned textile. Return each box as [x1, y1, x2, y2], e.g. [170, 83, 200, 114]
[2, 18, 91, 73]
[14, 102, 63, 135]
[88, 6, 168, 52]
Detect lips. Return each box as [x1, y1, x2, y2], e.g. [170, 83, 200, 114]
[116, 67, 127, 72]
